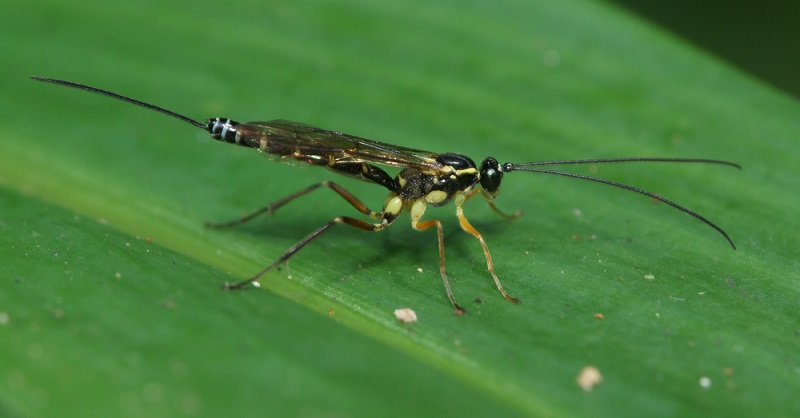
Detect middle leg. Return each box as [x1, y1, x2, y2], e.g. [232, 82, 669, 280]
[409, 199, 465, 314]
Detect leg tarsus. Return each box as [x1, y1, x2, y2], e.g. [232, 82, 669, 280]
[475, 189, 522, 220]
[487, 200, 522, 220]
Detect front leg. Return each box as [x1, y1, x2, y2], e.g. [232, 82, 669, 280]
[465, 189, 522, 220]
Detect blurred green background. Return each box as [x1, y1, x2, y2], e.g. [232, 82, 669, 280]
[611, 0, 800, 98]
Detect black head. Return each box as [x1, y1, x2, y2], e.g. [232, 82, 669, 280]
[479, 157, 503, 195]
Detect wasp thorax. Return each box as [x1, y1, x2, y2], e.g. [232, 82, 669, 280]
[395, 153, 480, 207]
[435, 152, 476, 170]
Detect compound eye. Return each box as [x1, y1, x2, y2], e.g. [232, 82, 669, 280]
[479, 157, 503, 193]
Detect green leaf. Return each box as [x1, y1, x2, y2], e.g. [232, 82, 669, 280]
[2, 0, 798, 416]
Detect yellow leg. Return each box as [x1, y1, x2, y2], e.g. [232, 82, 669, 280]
[409, 200, 465, 314]
[455, 193, 521, 304]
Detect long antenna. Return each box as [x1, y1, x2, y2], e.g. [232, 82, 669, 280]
[503, 162, 737, 249]
[31, 76, 206, 130]
[512, 157, 741, 169]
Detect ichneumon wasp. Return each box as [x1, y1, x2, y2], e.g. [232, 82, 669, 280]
[32, 76, 739, 313]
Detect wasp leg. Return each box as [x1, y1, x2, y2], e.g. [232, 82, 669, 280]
[223, 215, 392, 290]
[473, 189, 522, 220]
[207, 181, 382, 229]
[462, 189, 521, 220]
[409, 200, 466, 314]
[454, 193, 521, 304]
[223, 192, 404, 291]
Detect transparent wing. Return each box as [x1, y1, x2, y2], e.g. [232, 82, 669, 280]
[243, 120, 442, 170]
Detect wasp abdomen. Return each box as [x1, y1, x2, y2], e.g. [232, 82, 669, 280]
[207, 118, 241, 144]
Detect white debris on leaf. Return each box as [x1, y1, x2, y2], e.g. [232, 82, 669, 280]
[577, 366, 602, 391]
[394, 308, 417, 324]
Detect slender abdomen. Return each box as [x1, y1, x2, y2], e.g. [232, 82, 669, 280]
[206, 118, 298, 160]
[207, 118, 242, 144]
